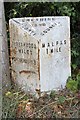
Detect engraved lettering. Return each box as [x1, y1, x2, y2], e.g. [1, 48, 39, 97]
[27, 50, 29, 54]
[31, 43, 33, 48]
[40, 18, 43, 21]
[52, 42, 54, 46]
[33, 33, 36, 36]
[59, 47, 61, 52]
[48, 43, 50, 47]
[30, 50, 32, 55]
[51, 49, 53, 53]
[60, 41, 63, 45]
[43, 30, 47, 33]
[56, 48, 58, 52]
[34, 44, 36, 49]
[56, 41, 58, 45]
[64, 40, 66, 44]
[31, 19, 33, 21]
[46, 49, 48, 54]
[46, 28, 50, 31]
[42, 43, 45, 48]
[18, 49, 21, 53]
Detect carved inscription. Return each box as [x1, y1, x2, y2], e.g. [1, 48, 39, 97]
[19, 17, 60, 23]
[12, 39, 67, 66]
[12, 57, 36, 65]
[14, 17, 61, 37]
[22, 22, 61, 37]
[12, 41, 37, 65]
[40, 22, 61, 36]
[12, 42, 36, 55]
[10, 17, 70, 93]
[42, 40, 66, 54]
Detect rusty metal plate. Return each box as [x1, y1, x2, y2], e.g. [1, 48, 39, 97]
[9, 16, 71, 94]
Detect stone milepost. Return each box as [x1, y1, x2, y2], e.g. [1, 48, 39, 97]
[9, 16, 71, 95]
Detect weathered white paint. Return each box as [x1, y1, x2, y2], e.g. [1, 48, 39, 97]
[9, 17, 71, 95]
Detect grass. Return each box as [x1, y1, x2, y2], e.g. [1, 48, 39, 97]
[2, 84, 80, 119]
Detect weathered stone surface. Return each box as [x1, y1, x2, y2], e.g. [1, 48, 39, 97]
[0, 19, 2, 35]
[9, 17, 71, 95]
[0, 3, 2, 19]
[0, 2, 10, 95]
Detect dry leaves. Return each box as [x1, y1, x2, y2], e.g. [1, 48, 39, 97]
[16, 89, 80, 118]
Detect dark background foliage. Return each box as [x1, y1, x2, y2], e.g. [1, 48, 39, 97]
[2, 2, 80, 118]
[4, 2, 80, 83]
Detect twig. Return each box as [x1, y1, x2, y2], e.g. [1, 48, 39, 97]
[18, 93, 26, 100]
[28, 96, 76, 117]
[29, 100, 57, 117]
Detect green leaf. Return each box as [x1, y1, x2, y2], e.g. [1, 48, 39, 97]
[50, 90, 56, 98]
[72, 64, 77, 70]
[77, 73, 80, 90]
[50, 5, 54, 10]
[66, 80, 78, 92]
[58, 96, 66, 104]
